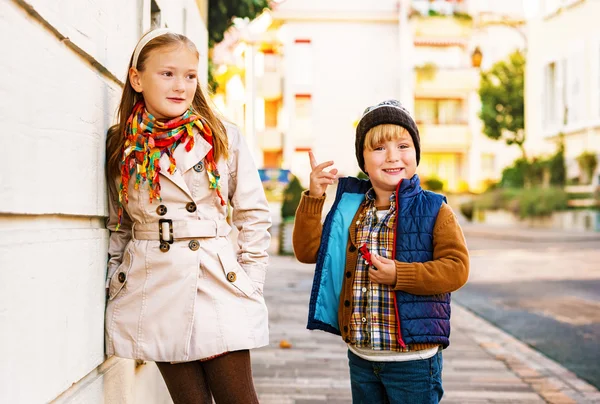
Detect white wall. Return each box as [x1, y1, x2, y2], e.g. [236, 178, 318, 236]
[0, 0, 207, 402]
[275, 1, 402, 185]
[525, 0, 600, 175]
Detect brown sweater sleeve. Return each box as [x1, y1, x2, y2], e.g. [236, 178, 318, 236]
[393, 203, 469, 295]
[292, 191, 326, 264]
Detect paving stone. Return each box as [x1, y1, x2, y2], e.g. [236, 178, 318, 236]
[253, 256, 599, 404]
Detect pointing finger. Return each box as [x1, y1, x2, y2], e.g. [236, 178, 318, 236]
[308, 151, 317, 170]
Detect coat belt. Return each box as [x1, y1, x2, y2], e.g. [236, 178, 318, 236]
[132, 220, 232, 241]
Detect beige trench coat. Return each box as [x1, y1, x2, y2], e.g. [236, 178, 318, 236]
[105, 123, 271, 362]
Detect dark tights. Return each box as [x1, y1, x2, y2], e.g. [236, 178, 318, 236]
[156, 350, 259, 404]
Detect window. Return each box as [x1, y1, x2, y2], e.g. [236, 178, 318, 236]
[567, 51, 584, 125]
[265, 100, 279, 128]
[294, 95, 313, 146]
[481, 153, 495, 173]
[414, 46, 463, 69]
[291, 40, 313, 91]
[414, 99, 465, 124]
[415, 99, 437, 124]
[151, 0, 161, 29]
[263, 150, 283, 169]
[543, 62, 557, 129]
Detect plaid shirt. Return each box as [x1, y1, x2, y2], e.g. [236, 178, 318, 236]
[350, 189, 402, 351]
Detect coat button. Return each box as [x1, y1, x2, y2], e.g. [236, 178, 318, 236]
[343, 326, 348, 333]
[188, 240, 199, 251]
[186, 202, 197, 213]
[344, 300, 350, 307]
[156, 205, 167, 216]
[193, 162, 204, 172]
[226, 272, 237, 282]
[349, 245, 356, 252]
[159, 241, 170, 252]
[118, 272, 126, 283]
[345, 337, 351, 343]
[346, 271, 352, 278]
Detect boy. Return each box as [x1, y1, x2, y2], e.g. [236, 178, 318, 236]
[292, 100, 469, 403]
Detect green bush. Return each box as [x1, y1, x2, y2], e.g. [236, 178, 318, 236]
[357, 171, 369, 180]
[528, 158, 546, 187]
[549, 136, 566, 186]
[500, 158, 528, 188]
[515, 187, 568, 218]
[281, 176, 305, 219]
[473, 187, 568, 219]
[577, 151, 598, 184]
[473, 188, 520, 211]
[424, 177, 444, 192]
[459, 200, 474, 221]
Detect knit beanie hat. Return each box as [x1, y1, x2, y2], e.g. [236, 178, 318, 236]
[355, 99, 420, 174]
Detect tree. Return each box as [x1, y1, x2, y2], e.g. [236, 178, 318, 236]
[281, 176, 305, 219]
[207, 1, 272, 92]
[548, 135, 566, 187]
[577, 151, 598, 185]
[479, 51, 526, 158]
[208, 0, 271, 47]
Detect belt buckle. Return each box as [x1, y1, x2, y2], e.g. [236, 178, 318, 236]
[159, 219, 174, 244]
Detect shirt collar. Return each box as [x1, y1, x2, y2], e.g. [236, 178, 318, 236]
[365, 188, 396, 205]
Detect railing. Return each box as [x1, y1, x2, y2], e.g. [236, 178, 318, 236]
[566, 184, 600, 208]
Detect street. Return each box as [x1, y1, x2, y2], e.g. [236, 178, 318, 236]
[455, 233, 600, 390]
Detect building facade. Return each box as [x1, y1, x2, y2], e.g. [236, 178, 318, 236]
[0, 0, 208, 402]
[215, 0, 528, 192]
[525, 0, 600, 185]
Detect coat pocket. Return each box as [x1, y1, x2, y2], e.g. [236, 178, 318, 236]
[108, 249, 133, 300]
[217, 246, 257, 298]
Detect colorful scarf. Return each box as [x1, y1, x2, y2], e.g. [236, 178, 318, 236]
[116, 101, 226, 229]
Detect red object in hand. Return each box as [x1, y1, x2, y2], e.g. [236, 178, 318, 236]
[358, 243, 373, 266]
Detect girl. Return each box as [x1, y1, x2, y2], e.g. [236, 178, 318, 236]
[105, 28, 271, 404]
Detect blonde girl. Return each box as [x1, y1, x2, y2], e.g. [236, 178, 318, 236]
[105, 28, 270, 404]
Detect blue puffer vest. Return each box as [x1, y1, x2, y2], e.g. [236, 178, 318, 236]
[306, 174, 452, 348]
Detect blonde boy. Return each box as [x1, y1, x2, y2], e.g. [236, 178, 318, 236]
[293, 100, 469, 403]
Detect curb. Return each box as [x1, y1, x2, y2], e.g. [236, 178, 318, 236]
[461, 227, 600, 243]
[453, 303, 600, 403]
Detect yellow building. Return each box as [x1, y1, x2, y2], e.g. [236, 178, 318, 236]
[411, 14, 478, 192]
[411, 5, 526, 193]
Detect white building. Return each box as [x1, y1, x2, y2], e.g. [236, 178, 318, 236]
[269, 0, 527, 191]
[0, 1, 208, 402]
[525, 0, 600, 185]
[270, 0, 412, 186]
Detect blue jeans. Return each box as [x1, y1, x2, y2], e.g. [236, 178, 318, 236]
[347, 350, 444, 404]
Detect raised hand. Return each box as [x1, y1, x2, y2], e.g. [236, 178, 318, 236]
[308, 151, 338, 197]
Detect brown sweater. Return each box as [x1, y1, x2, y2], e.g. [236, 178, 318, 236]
[293, 190, 470, 349]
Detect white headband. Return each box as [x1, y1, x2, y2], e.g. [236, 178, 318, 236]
[132, 28, 175, 69]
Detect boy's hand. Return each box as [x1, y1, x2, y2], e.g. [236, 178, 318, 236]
[308, 151, 338, 197]
[369, 253, 396, 286]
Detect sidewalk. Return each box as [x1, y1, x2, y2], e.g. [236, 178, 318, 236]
[251, 255, 600, 404]
[460, 223, 600, 243]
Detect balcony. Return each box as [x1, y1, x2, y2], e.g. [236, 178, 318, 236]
[257, 128, 283, 150]
[412, 15, 473, 41]
[415, 67, 479, 96]
[418, 123, 471, 151]
[258, 71, 283, 100]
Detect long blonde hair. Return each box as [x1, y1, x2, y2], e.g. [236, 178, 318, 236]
[106, 32, 228, 183]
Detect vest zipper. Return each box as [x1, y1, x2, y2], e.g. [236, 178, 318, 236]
[392, 179, 407, 350]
